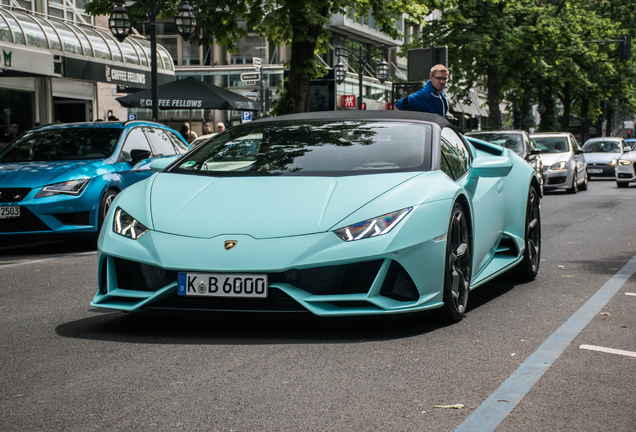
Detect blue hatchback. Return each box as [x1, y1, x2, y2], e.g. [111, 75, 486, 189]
[0, 120, 189, 239]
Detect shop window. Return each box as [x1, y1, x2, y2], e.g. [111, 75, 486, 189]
[182, 39, 200, 65]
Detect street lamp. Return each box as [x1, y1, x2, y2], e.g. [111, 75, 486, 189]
[334, 44, 389, 110]
[109, 1, 197, 122]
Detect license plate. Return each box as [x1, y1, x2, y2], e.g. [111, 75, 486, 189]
[177, 272, 268, 297]
[588, 168, 603, 174]
[0, 206, 20, 219]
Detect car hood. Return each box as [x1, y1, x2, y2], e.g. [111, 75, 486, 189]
[147, 172, 423, 239]
[539, 152, 572, 166]
[584, 152, 620, 164]
[0, 160, 100, 188]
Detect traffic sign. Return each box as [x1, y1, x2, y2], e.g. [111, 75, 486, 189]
[242, 111, 253, 122]
[127, 113, 137, 120]
[253, 57, 262, 71]
[241, 72, 260, 82]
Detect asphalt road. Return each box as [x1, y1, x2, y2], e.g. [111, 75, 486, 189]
[1, 179, 635, 431]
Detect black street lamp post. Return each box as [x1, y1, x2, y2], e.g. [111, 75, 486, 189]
[334, 44, 390, 110]
[109, 1, 197, 122]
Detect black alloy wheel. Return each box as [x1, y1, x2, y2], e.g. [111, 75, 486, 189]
[440, 203, 471, 322]
[514, 186, 541, 281]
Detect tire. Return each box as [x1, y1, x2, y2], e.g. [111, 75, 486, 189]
[617, 181, 629, 188]
[439, 202, 471, 323]
[514, 186, 541, 281]
[579, 170, 588, 191]
[98, 189, 118, 231]
[567, 171, 578, 194]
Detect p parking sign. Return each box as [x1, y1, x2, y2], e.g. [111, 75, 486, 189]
[242, 111, 252, 123]
[127, 113, 137, 121]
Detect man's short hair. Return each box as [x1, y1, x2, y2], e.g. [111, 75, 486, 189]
[430, 64, 449, 76]
[204, 122, 211, 127]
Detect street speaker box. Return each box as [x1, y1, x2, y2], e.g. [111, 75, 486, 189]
[407, 47, 448, 82]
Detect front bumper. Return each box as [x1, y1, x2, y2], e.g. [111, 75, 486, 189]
[92, 209, 450, 317]
[616, 161, 636, 182]
[541, 167, 573, 190]
[586, 163, 615, 177]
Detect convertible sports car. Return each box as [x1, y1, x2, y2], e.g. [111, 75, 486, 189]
[92, 111, 541, 322]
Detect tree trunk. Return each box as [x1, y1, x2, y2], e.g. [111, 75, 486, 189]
[487, 66, 502, 129]
[279, 3, 327, 115]
[559, 83, 571, 132]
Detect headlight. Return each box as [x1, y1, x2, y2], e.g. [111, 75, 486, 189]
[609, 158, 618, 166]
[619, 159, 632, 166]
[334, 207, 412, 242]
[113, 207, 149, 239]
[35, 178, 90, 198]
[549, 161, 567, 170]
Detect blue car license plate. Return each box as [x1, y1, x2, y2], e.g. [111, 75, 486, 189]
[178, 272, 268, 297]
[0, 206, 20, 218]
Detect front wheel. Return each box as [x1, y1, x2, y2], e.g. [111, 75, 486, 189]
[617, 181, 629, 188]
[439, 203, 471, 323]
[579, 170, 588, 191]
[98, 189, 118, 231]
[567, 172, 578, 194]
[514, 186, 541, 281]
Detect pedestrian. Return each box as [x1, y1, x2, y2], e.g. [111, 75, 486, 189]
[394, 64, 455, 122]
[180, 122, 198, 144]
[7, 124, 21, 142]
[216, 122, 225, 133]
[203, 122, 212, 135]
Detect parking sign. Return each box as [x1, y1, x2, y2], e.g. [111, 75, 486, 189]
[242, 111, 252, 123]
[127, 113, 137, 120]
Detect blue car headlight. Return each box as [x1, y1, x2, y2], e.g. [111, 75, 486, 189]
[113, 207, 149, 239]
[35, 178, 90, 198]
[334, 207, 412, 242]
[549, 161, 567, 170]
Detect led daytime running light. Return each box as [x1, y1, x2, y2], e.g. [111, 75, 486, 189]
[334, 207, 412, 242]
[113, 207, 149, 239]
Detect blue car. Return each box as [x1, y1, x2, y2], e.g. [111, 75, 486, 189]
[92, 111, 541, 323]
[0, 121, 189, 240]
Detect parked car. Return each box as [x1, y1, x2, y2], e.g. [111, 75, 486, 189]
[0, 121, 190, 239]
[465, 130, 543, 194]
[581, 137, 627, 178]
[530, 132, 587, 193]
[190, 133, 216, 148]
[91, 111, 541, 323]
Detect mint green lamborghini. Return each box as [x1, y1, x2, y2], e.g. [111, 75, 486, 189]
[92, 111, 541, 322]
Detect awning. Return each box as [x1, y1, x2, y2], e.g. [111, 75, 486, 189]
[0, 6, 174, 88]
[116, 77, 260, 111]
[447, 90, 489, 117]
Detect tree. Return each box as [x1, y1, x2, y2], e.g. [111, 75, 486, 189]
[87, 0, 428, 115]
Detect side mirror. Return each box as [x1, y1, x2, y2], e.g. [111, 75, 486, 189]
[574, 149, 584, 155]
[530, 148, 542, 155]
[130, 149, 152, 164]
[470, 156, 513, 178]
[624, 146, 632, 152]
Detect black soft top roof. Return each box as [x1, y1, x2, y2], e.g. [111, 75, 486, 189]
[252, 110, 452, 128]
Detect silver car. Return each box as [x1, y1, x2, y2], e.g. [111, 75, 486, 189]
[530, 132, 588, 193]
[582, 137, 627, 178]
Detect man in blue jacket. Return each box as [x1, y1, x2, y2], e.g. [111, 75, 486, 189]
[395, 64, 451, 119]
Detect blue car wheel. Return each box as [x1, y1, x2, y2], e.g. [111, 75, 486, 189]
[98, 189, 118, 230]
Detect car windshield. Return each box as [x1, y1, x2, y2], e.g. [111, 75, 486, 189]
[467, 133, 524, 156]
[531, 137, 569, 154]
[168, 120, 432, 176]
[0, 127, 122, 162]
[582, 141, 621, 153]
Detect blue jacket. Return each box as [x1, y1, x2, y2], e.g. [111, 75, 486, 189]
[395, 80, 449, 117]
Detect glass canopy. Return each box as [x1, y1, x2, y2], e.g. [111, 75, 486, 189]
[0, 6, 173, 71]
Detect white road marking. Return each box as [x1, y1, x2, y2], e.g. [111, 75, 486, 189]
[0, 252, 96, 269]
[625, 292, 636, 296]
[579, 344, 636, 359]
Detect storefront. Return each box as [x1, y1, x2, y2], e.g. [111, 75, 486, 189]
[0, 6, 174, 134]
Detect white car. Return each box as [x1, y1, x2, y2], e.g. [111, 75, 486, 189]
[616, 144, 636, 188]
[530, 132, 588, 193]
